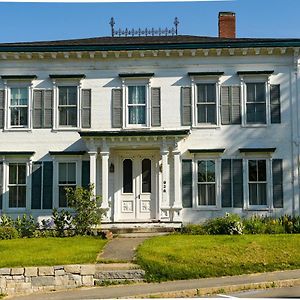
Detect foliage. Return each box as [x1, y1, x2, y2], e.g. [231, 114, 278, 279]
[181, 224, 206, 235]
[136, 234, 300, 282]
[0, 215, 14, 227]
[203, 213, 244, 235]
[52, 208, 72, 237]
[0, 236, 107, 267]
[14, 214, 37, 238]
[65, 184, 104, 235]
[0, 226, 19, 240]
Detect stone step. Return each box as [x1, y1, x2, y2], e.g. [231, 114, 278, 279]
[95, 263, 141, 271]
[103, 226, 176, 234]
[94, 269, 145, 283]
[116, 232, 170, 238]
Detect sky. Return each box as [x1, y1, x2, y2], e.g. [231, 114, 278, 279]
[0, 0, 299, 43]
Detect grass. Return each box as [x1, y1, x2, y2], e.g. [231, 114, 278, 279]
[0, 236, 107, 268]
[136, 234, 300, 281]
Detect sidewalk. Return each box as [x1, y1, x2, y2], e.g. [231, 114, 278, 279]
[10, 269, 300, 299]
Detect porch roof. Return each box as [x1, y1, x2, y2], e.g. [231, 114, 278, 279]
[79, 129, 190, 137]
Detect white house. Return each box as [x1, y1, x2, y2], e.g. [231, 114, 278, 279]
[0, 12, 299, 228]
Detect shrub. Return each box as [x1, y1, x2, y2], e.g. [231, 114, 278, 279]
[0, 215, 14, 227]
[65, 184, 104, 235]
[243, 215, 267, 234]
[0, 226, 19, 240]
[203, 213, 244, 235]
[181, 224, 206, 235]
[52, 208, 72, 237]
[292, 216, 300, 233]
[14, 215, 37, 238]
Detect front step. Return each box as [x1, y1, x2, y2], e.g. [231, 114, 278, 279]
[101, 222, 181, 234]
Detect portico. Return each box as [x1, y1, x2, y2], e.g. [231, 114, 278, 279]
[80, 130, 189, 223]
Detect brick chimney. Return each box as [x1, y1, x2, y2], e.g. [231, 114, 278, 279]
[218, 12, 236, 38]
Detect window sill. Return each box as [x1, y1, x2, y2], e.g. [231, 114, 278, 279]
[192, 125, 220, 129]
[241, 124, 268, 128]
[52, 128, 80, 132]
[193, 206, 221, 211]
[244, 207, 272, 211]
[4, 128, 32, 132]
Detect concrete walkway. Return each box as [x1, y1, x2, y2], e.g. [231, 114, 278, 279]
[10, 269, 300, 300]
[98, 233, 166, 262]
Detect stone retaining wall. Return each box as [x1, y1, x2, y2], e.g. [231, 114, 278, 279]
[0, 264, 144, 296]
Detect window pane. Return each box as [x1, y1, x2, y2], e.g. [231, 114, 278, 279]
[9, 186, 18, 207]
[249, 183, 257, 205]
[248, 160, 257, 181]
[246, 84, 255, 102]
[197, 85, 206, 103]
[198, 184, 206, 205]
[258, 160, 266, 181]
[255, 83, 266, 102]
[11, 88, 28, 105]
[206, 160, 215, 182]
[128, 86, 145, 104]
[68, 107, 77, 126]
[68, 163, 76, 184]
[142, 159, 151, 193]
[255, 103, 266, 124]
[59, 186, 68, 207]
[197, 105, 206, 123]
[59, 163, 67, 184]
[19, 107, 28, 126]
[18, 186, 26, 207]
[206, 84, 216, 103]
[9, 164, 17, 184]
[129, 107, 146, 124]
[59, 87, 68, 105]
[18, 164, 26, 184]
[198, 161, 206, 182]
[206, 104, 216, 124]
[257, 183, 267, 205]
[207, 184, 216, 205]
[123, 159, 133, 193]
[67, 87, 77, 105]
[59, 107, 67, 126]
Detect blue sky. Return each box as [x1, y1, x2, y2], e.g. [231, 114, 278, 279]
[0, 0, 299, 43]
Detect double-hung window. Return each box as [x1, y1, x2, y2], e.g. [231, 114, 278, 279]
[127, 85, 146, 125]
[58, 86, 77, 127]
[8, 163, 27, 208]
[197, 160, 216, 206]
[58, 162, 76, 207]
[248, 159, 267, 206]
[246, 83, 266, 124]
[10, 88, 29, 127]
[197, 84, 217, 124]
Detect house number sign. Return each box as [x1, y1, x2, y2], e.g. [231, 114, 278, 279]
[163, 181, 167, 192]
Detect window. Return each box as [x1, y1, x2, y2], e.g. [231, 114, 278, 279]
[142, 159, 151, 193]
[197, 84, 217, 124]
[246, 83, 266, 124]
[248, 160, 267, 206]
[123, 159, 133, 193]
[10, 88, 28, 127]
[197, 160, 216, 206]
[58, 86, 77, 127]
[8, 163, 26, 208]
[127, 86, 146, 125]
[58, 162, 76, 207]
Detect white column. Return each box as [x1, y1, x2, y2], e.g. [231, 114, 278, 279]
[100, 150, 110, 211]
[160, 143, 170, 220]
[172, 148, 182, 222]
[88, 151, 97, 188]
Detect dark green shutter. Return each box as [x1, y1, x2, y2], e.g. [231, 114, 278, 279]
[33, 90, 53, 128]
[273, 159, 283, 208]
[221, 86, 241, 125]
[0, 90, 4, 129]
[182, 160, 193, 208]
[81, 89, 91, 128]
[270, 85, 281, 124]
[82, 161, 90, 189]
[44, 90, 53, 128]
[181, 87, 192, 126]
[112, 89, 123, 128]
[221, 87, 230, 125]
[43, 162, 53, 209]
[31, 162, 42, 209]
[0, 162, 3, 210]
[221, 160, 232, 207]
[151, 87, 161, 126]
[231, 86, 241, 124]
[232, 159, 243, 208]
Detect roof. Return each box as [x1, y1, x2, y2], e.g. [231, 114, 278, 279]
[1, 35, 300, 52]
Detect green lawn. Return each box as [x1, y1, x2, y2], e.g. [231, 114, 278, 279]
[0, 236, 107, 268]
[136, 234, 300, 281]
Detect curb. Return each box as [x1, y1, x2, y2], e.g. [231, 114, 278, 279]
[136, 278, 300, 298]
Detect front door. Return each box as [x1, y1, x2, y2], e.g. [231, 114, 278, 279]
[117, 153, 156, 221]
